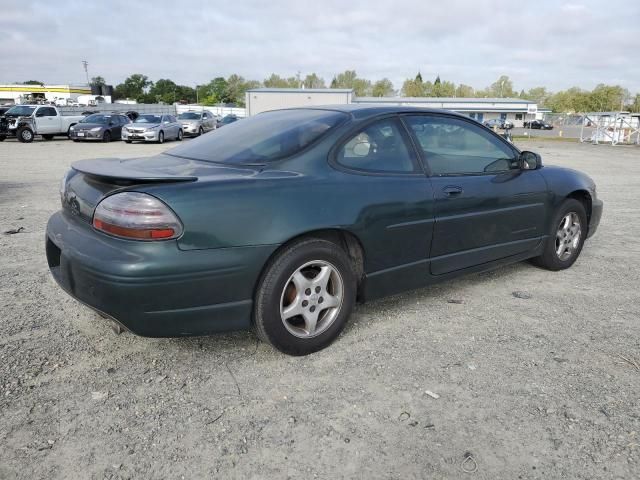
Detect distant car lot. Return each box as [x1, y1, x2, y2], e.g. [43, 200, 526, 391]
[0, 137, 638, 479]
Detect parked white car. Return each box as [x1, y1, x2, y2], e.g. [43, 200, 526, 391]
[2, 105, 85, 142]
[177, 110, 217, 137]
[122, 114, 183, 144]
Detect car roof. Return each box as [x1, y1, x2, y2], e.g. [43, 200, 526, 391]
[274, 104, 473, 121]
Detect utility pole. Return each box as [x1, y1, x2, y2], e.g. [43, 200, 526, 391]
[82, 60, 89, 85]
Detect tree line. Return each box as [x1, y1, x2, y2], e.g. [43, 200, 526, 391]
[79, 72, 640, 113]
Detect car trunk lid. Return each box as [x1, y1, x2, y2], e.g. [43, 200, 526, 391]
[63, 154, 258, 224]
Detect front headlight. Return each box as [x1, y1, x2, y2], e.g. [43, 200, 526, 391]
[90, 127, 102, 132]
[69, 125, 75, 131]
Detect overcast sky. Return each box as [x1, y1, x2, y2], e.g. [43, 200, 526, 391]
[2, 0, 639, 93]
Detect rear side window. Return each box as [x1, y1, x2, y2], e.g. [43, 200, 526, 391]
[404, 115, 516, 175]
[336, 118, 418, 174]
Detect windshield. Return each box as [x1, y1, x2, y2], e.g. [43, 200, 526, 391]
[134, 115, 161, 124]
[80, 114, 111, 124]
[6, 106, 36, 116]
[178, 112, 201, 120]
[167, 109, 348, 164]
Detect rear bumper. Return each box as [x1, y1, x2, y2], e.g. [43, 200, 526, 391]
[46, 211, 277, 337]
[587, 198, 603, 238]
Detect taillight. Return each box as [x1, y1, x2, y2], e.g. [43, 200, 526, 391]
[92, 192, 183, 241]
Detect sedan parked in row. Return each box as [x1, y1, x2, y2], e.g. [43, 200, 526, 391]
[524, 119, 554, 130]
[121, 114, 183, 143]
[47, 106, 602, 355]
[69, 114, 131, 142]
[219, 114, 239, 127]
[177, 110, 217, 137]
[484, 118, 514, 130]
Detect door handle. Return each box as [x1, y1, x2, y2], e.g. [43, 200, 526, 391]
[443, 186, 463, 197]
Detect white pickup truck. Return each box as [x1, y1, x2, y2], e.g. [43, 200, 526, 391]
[0, 105, 85, 143]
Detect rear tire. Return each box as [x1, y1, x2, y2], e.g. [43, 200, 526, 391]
[253, 238, 356, 356]
[17, 127, 34, 143]
[531, 198, 587, 271]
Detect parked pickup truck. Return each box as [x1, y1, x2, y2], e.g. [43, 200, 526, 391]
[0, 105, 85, 143]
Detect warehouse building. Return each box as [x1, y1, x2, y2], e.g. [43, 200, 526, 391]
[0, 84, 111, 107]
[245, 88, 543, 127]
[245, 88, 353, 116]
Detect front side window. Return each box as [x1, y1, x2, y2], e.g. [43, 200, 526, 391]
[336, 118, 417, 173]
[404, 115, 516, 175]
[38, 107, 57, 117]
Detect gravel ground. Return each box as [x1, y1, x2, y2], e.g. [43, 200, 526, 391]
[0, 137, 638, 480]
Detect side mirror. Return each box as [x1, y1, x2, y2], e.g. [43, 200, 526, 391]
[520, 151, 542, 170]
[109, 121, 114, 126]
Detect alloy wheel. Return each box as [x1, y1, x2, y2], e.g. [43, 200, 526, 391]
[279, 260, 344, 338]
[555, 212, 582, 260]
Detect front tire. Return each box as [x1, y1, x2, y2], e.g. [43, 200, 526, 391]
[253, 238, 357, 356]
[17, 127, 34, 143]
[102, 131, 111, 143]
[532, 198, 587, 271]
[158, 131, 164, 144]
[177, 129, 183, 141]
[198, 127, 204, 136]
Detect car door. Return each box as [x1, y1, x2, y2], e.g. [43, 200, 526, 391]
[161, 115, 173, 138]
[112, 116, 125, 137]
[202, 112, 212, 131]
[169, 115, 179, 138]
[403, 114, 548, 275]
[332, 116, 435, 297]
[34, 107, 58, 134]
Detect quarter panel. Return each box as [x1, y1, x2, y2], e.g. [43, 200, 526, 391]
[147, 162, 435, 274]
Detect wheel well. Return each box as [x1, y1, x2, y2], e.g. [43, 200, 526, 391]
[257, 229, 366, 298]
[567, 190, 592, 222]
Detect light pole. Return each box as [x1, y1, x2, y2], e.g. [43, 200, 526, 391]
[82, 60, 89, 85]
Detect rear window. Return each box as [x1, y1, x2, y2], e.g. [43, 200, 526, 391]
[166, 109, 348, 164]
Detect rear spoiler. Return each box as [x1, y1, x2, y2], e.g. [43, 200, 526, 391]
[72, 158, 197, 182]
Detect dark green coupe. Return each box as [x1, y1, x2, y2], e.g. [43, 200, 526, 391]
[46, 106, 602, 355]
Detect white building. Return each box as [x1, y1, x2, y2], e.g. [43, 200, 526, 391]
[245, 88, 543, 127]
[245, 88, 353, 116]
[354, 96, 541, 127]
[0, 84, 110, 106]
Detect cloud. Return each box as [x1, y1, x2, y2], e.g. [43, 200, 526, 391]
[0, 0, 638, 93]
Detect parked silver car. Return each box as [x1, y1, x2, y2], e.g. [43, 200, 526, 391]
[122, 114, 183, 143]
[177, 110, 217, 137]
